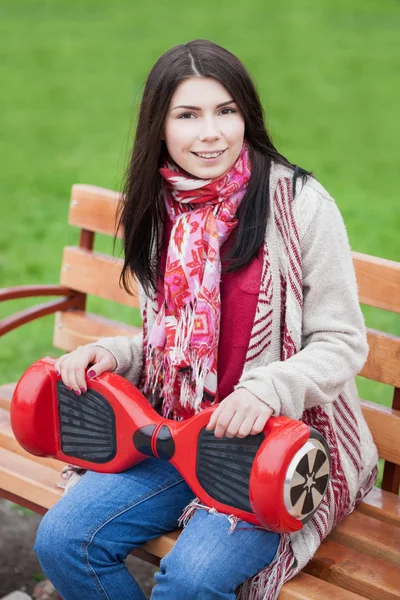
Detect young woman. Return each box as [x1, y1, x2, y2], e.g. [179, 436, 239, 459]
[34, 39, 378, 600]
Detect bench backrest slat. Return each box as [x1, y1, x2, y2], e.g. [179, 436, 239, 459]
[361, 400, 400, 465]
[353, 252, 400, 314]
[60, 247, 138, 308]
[53, 310, 140, 352]
[70, 184, 122, 237]
[359, 329, 400, 388]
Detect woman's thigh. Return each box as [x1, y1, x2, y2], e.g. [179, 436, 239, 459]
[152, 508, 280, 599]
[35, 458, 196, 560]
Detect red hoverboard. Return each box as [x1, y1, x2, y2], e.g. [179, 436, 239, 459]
[11, 357, 331, 533]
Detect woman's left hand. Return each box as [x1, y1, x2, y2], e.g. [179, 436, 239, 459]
[205, 389, 273, 439]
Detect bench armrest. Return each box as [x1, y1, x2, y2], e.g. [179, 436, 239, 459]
[0, 285, 82, 337]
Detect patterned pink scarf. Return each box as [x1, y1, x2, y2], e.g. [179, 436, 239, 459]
[145, 143, 251, 418]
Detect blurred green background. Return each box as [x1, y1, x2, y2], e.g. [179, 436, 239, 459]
[0, 0, 399, 454]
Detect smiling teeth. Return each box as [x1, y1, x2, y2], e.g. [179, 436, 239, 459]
[196, 151, 224, 158]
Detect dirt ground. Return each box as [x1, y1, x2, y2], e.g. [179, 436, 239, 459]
[0, 499, 158, 599]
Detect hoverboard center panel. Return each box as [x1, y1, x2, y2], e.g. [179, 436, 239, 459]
[196, 429, 264, 513]
[57, 381, 117, 463]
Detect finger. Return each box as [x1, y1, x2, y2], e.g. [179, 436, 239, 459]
[89, 353, 115, 378]
[213, 407, 236, 439]
[74, 367, 87, 393]
[236, 415, 259, 438]
[206, 405, 221, 431]
[66, 366, 81, 396]
[250, 413, 270, 435]
[60, 360, 72, 390]
[55, 354, 68, 376]
[225, 411, 248, 438]
[206, 410, 218, 431]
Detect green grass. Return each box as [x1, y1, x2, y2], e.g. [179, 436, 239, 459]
[1, 0, 399, 423]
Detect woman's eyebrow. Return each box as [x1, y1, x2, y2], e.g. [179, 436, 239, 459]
[171, 100, 236, 111]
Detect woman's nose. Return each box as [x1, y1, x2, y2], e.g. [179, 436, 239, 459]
[198, 118, 220, 141]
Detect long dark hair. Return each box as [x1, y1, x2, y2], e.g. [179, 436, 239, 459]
[117, 39, 308, 296]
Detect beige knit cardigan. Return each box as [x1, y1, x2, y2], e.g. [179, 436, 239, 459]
[80, 161, 378, 599]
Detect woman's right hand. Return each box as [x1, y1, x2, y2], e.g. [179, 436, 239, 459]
[55, 346, 117, 396]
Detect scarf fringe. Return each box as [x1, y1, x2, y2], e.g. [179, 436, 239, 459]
[178, 498, 240, 534]
[56, 464, 86, 494]
[147, 303, 216, 416]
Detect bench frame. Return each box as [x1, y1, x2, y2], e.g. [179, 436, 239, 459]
[1, 184, 400, 600]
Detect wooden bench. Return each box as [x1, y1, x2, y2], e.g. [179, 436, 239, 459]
[1, 184, 400, 600]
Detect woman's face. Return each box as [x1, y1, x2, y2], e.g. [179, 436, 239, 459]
[163, 76, 246, 180]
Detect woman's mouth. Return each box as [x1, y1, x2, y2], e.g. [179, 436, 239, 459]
[191, 149, 226, 161]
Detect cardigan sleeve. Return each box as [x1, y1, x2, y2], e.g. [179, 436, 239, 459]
[88, 282, 148, 386]
[92, 331, 144, 386]
[235, 191, 369, 420]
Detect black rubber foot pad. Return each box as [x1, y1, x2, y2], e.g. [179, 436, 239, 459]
[196, 429, 264, 513]
[57, 382, 117, 463]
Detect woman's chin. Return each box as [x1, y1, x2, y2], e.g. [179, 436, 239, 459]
[188, 163, 231, 180]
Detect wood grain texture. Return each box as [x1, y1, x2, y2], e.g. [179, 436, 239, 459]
[0, 284, 74, 302]
[353, 252, 400, 313]
[279, 572, 368, 599]
[359, 486, 400, 528]
[361, 399, 400, 465]
[382, 462, 400, 495]
[0, 407, 66, 471]
[304, 540, 400, 600]
[53, 309, 140, 351]
[0, 447, 63, 510]
[0, 383, 15, 410]
[359, 329, 400, 388]
[60, 246, 139, 307]
[0, 296, 81, 337]
[328, 510, 400, 567]
[0, 489, 48, 515]
[142, 529, 181, 558]
[69, 184, 122, 238]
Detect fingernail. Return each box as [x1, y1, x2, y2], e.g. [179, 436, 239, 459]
[88, 370, 96, 378]
[56, 370, 60, 376]
[66, 385, 72, 391]
[81, 387, 86, 393]
[74, 390, 81, 396]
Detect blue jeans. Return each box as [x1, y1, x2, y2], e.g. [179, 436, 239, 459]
[34, 458, 280, 599]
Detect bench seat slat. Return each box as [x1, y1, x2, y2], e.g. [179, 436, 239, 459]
[0, 447, 63, 510]
[141, 529, 181, 559]
[279, 572, 368, 599]
[328, 510, 400, 567]
[0, 383, 15, 410]
[359, 486, 400, 528]
[0, 407, 67, 471]
[305, 540, 400, 600]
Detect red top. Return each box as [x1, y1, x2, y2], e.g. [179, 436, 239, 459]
[158, 219, 263, 414]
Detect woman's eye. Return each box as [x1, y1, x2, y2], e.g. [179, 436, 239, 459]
[177, 108, 236, 119]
